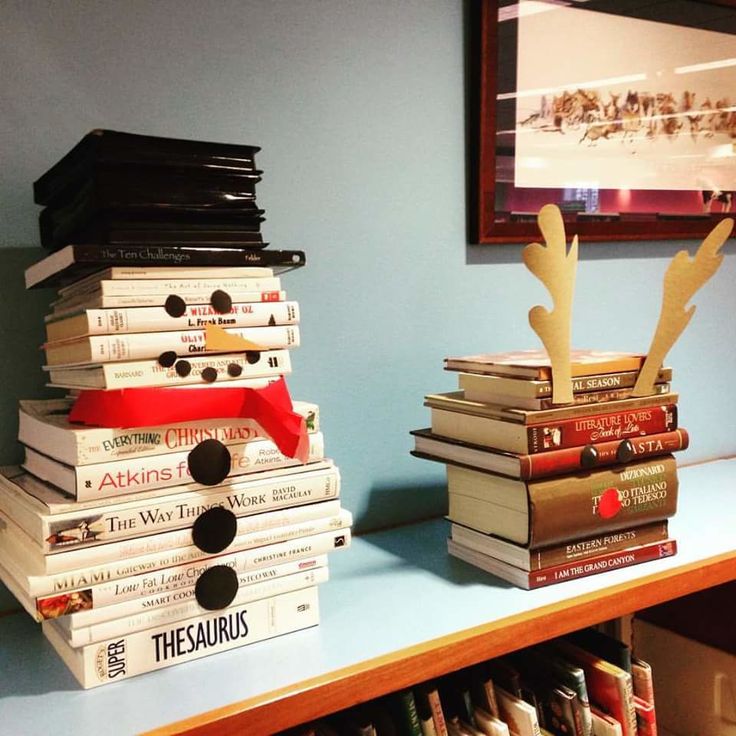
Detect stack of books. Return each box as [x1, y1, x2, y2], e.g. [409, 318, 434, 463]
[0, 134, 351, 688]
[411, 349, 684, 589]
[34, 129, 268, 251]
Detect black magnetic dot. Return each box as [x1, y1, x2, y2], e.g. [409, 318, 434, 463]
[164, 294, 187, 318]
[188, 439, 231, 485]
[227, 363, 243, 377]
[268, 314, 276, 326]
[616, 439, 635, 464]
[175, 360, 192, 377]
[195, 566, 238, 610]
[210, 290, 232, 314]
[192, 507, 238, 553]
[201, 367, 218, 383]
[158, 351, 177, 368]
[580, 445, 599, 468]
[245, 351, 261, 365]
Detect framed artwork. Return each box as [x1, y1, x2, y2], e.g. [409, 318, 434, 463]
[471, 0, 736, 243]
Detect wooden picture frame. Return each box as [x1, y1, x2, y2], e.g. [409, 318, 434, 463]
[471, 0, 736, 243]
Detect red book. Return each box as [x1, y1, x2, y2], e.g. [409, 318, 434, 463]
[634, 696, 657, 736]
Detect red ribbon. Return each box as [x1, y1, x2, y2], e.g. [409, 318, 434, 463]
[69, 377, 309, 462]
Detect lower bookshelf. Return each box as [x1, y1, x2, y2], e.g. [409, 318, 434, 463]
[0, 458, 734, 735]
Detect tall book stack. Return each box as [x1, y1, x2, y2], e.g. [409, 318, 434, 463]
[0, 132, 351, 688]
[410, 202, 735, 590]
[411, 349, 683, 589]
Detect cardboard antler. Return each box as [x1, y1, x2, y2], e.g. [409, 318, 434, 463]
[523, 204, 578, 404]
[632, 218, 733, 396]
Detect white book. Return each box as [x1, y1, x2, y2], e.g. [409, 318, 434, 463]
[45, 301, 299, 341]
[473, 706, 511, 736]
[495, 687, 542, 736]
[48, 290, 288, 320]
[23, 431, 325, 500]
[591, 709, 623, 736]
[0, 498, 340, 576]
[0, 461, 340, 553]
[34, 527, 350, 618]
[44, 324, 300, 367]
[63, 566, 330, 646]
[60, 555, 327, 630]
[42, 586, 320, 688]
[3, 507, 352, 596]
[57, 271, 279, 297]
[19, 397, 317, 466]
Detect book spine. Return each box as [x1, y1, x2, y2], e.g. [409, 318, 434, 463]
[45, 324, 300, 365]
[65, 566, 329, 646]
[35, 527, 349, 618]
[531, 521, 669, 570]
[633, 697, 657, 736]
[528, 541, 677, 589]
[21, 508, 351, 596]
[72, 301, 300, 337]
[49, 290, 287, 317]
[95, 349, 291, 389]
[24, 396, 314, 466]
[522, 384, 670, 411]
[34, 498, 340, 575]
[630, 659, 655, 705]
[519, 429, 688, 480]
[527, 405, 678, 454]
[41, 586, 319, 688]
[72, 432, 324, 500]
[62, 555, 328, 629]
[93, 276, 282, 296]
[529, 456, 679, 546]
[41, 464, 340, 553]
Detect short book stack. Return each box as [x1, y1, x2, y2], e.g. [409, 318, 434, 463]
[412, 349, 682, 589]
[412, 203, 732, 590]
[0, 131, 351, 688]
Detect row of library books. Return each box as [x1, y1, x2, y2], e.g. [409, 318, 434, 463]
[285, 626, 657, 736]
[412, 350, 682, 589]
[0, 244, 351, 686]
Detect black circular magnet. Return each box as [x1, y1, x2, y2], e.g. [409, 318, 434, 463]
[245, 351, 261, 365]
[227, 363, 243, 377]
[201, 367, 218, 383]
[188, 439, 231, 485]
[175, 360, 192, 377]
[195, 565, 238, 610]
[580, 444, 598, 468]
[164, 294, 187, 318]
[192, 507, 238, 553]
[210, 290, 233, 314]
[158, 351, 177, 368]
[616, 439, 635, 464]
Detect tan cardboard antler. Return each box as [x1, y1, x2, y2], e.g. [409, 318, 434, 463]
[632, 218, 733, 396]
[523, 204, 578, 404]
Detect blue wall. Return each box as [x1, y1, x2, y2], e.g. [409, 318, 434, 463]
[1, 1, 734, 611]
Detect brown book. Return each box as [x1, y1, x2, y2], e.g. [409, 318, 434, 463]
[450, 520, 670, 569]
[444, 350, 645, 380]
[447, 455, 678, 546]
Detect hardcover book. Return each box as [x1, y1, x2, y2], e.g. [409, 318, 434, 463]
[447, 455, 679, 546]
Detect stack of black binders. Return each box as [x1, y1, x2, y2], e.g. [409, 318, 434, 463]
[34, 129, 268, 251]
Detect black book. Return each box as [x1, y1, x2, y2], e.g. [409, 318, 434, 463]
[34, 129, 261, 205]
[25, 244, 306, 289]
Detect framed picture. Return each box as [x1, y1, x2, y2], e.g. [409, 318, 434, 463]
[471, 0, 736, 243]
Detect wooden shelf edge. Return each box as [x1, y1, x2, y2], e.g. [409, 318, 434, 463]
[144, 550, 736, 736]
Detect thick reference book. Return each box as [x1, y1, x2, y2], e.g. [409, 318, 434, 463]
[42, 586, 319, 688]
[19, 398, 317, 466]
[411, 428, 688, 480]
[0, 461, 340, 553]
[447, 537, 677, 590]
[25, 244, 306, 289]
[23, 430, 324, 500]
[444, 350, 645, 380]
[450, 520, 670, 571]
[447, 455, 679, 546]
